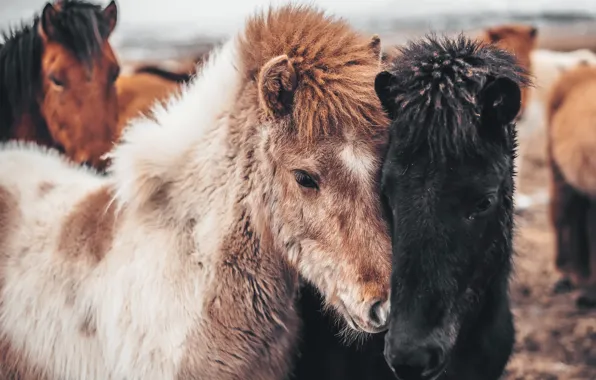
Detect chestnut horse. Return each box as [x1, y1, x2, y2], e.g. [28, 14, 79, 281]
[115, 72, 184, 134]
[0, 0, 120, 170]
[479, 24, 538, 119]
[547, 64, 596, 308]
[0, 5, 391, 379]
[115, 53, 210, 132]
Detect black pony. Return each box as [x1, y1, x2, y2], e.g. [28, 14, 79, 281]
[377, 35, 529, 380]
[290, 35, 529, 380]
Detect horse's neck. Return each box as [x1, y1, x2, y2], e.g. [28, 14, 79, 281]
[8, 108, 54, 147]
[196, 199, 301, 377]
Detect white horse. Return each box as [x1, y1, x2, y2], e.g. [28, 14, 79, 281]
[0, 5, 392, 380]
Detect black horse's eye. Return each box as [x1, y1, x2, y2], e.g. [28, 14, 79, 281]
[467, 195, 495, 220]
[49, 74, 65, 87]
[293, 170, 318, 190]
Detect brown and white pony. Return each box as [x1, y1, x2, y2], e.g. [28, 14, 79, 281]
[0, 0, 121, 170]
[547, 64, 596, 308]
[0, 5, 391, 379]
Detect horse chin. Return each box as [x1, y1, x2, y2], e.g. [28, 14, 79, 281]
[336, 298, 388, 334]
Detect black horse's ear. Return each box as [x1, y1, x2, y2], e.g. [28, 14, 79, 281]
[375, 71, 397, 119]
[38, 3, 58, 41]
[480, 76, 521, 127]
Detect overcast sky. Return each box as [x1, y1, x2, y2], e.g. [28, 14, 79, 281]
[1, 0, 595, 37]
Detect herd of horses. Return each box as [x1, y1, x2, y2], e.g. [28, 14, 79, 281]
[0, 1, 594, 379]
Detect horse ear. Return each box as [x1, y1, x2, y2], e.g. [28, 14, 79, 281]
[369, 34, 382, 64]
[480, 77, 521, 128]
[375, 71, 398, 119]
[258, 54, 297, 119]
[38, 3, 58, 41]
[102, 0, 118, 36]
[487, 30, 500, 43]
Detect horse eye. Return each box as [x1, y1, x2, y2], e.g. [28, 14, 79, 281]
[109, 67, 120, 83]
[293, 170, 318, 190]
[49, 74, 64, 87]
[467, 196, 495, 220]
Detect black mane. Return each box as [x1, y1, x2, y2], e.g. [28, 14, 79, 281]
[383, 34, 531, 158]
[0, 0, 112, 139]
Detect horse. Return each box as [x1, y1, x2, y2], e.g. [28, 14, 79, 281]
[479, 24, 537, 119]
[0, 0, 121, 170]
[376, 35, 529, 380]
[531, 48, 596, 105]
[546, 64, 596, 308]
[0, 5, 392, 379]
[115, 71, 185, 134]
[115, 52, 213, 133]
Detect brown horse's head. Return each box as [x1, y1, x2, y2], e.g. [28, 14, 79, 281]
[38, 0, 120, 169]
[238, 6, 392, 334]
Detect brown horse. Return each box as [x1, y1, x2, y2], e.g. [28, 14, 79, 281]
[0, 0, 120, 170]
[547, 64, 596, 308]
[115, 52, 211, 133]
[115, 72, 184, 134]
[479, 24, 538, 119]
[0, 5, 391, 379]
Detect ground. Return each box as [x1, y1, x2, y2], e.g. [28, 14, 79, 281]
[503, 100, 596, 380]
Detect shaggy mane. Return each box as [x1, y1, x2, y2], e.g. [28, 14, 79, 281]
[239, 4, 388, 140]
[384, 34, 531, 157]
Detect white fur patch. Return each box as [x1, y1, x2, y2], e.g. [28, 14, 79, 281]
[339, 143, 376, 181]
[107, 39, 242, 211]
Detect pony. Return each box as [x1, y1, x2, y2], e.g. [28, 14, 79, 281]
[0, 0, 121, 170]
[0, 5, 392, 379]
[479, 24, 538, 119]
[115, 71, 185, 134]
[376, 35, 529, 380]
[546, 64, 596, 308]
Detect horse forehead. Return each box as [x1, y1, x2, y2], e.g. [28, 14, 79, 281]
[338, 141, 377, 181]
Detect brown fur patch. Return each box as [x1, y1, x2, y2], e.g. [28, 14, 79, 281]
[58, 186, 118, 263]
[0, 337, 49, 380]
[238, 5, 388, 141]
[0, 186, 17, 251]
[79, 309, 97, 338]
[37, 181, 55, 197]
[547, 65, 596, 196]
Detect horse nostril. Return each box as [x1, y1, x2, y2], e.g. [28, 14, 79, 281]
[368, 299, 390, 328]
[386, 344, 446, 380]
[422, 346, 445, 377]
